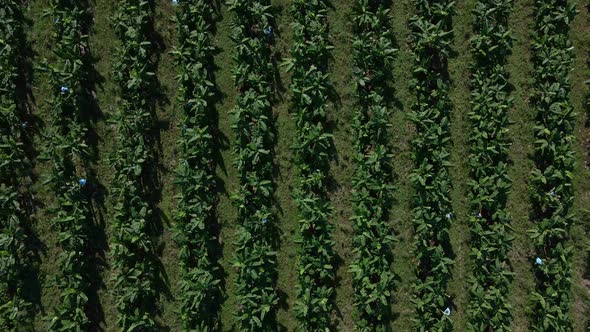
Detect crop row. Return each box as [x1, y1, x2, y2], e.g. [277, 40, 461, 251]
[466, 0, 514, 331]
[349, 0, 397, 330]
[41, 1, 94, 330]
[227, 0, 279, 329]
[586, 10, 590, 332]
[110, 1, 159, 330]
[529, 1, 577, 330]
[409, 0, 455, 330]
[588, 10, 590, 331]
[288, 0, 336, 330]
[171, 0, 221, 330]
[0, 2, 33, 330]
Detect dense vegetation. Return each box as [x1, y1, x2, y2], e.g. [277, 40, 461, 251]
[41, 0, 94, 330]
[529, 0, 577, 330]
[288, 0, 336, 329]
[228, 0, 279, 329]
[171, 0, 222, 330]
[466, 0, 514, 331]
[349, 0, 397, 330]
[0, 2, 33, 330]
[409, 0, 455, 330]
[110, 1, 160, 330]
[1, 0, 590, 330]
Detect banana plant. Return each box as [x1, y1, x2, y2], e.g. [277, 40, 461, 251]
[409, 1, 455, 331]
[287, 1, 337, 330]
[227, 0, 279, 330]
[0, 3, 33, 330]
[528, 1, 577, 331]
[37, 1, 97, 330]
[171, 0, 222, 330]
[110, 1, 160, 330]
[466, 1, 514, 331]
[349, 1, 397, 330]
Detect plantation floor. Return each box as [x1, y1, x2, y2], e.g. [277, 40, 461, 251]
[22, 0, 590, 331]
